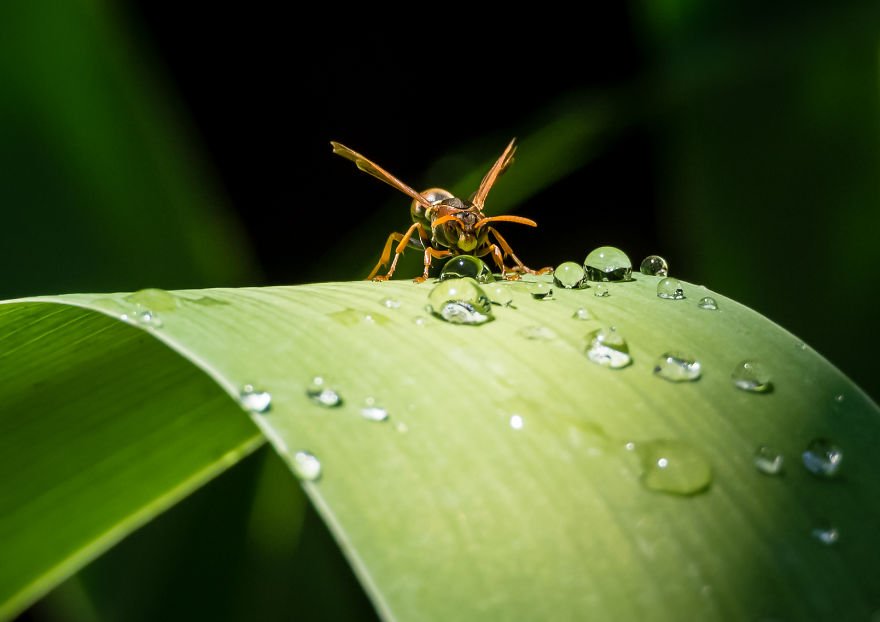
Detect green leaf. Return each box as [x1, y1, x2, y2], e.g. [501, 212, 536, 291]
[2, 276, 879, 620]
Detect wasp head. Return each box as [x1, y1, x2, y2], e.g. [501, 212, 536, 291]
[429, 197, 488, 253]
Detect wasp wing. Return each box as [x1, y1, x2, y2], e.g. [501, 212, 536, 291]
[330, 142, 432, 209]
[471, 138, 517, 211]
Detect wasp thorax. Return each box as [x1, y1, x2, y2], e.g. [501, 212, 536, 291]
[411, 188, 453, 225]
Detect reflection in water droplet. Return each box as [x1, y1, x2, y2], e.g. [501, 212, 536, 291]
[754, 446, 784, 475]
[380, 297, 401, 309]
[572, 307, 594, 320]
[329, 308, 392, 326]
[657, 278, 685, 300]
[529, 282, 554, 300]
[697, 296, 718, 310]
[553, 261, 587, 289]
[360, 397, 389, 422]
[292, 450, 322, 481]
[440, 255, 495, 283]
[124, 288, 178, 311]
[307, 377, 343, 408]
[802, 438, 842, 477]
[585, 327, 632, 369]
[517, 325, 556, 341]
[637, 440, 712, 495]
[240, 384, 272, 413]
[584, 246, 632, 282]
[427, 278, 494, 325]
[731, 360, 773, 393]
[509, 414, 524, 430]
[639, 255, 669, 277]
[653, 352, 702, 382]
[594, 284, 610, 298]
[811, 521, 839, 545]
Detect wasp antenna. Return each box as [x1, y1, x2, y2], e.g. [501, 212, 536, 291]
[475, 215, 538, 229]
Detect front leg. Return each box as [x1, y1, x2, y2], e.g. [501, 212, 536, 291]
[487, 227, 552, 277]
[415, 247, 452, 283]
[367, 222, 430, 281]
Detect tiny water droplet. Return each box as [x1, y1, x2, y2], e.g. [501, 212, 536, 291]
[413, 316, 429, 326]
[307, 377, 343, 408]
[240, 384, 272, 413]
[637, 439, 712, 495]
[653, 352, 702, 382]
[639, 255, 669, 277]
[509, 414, 524, 430]
[796, 341, 807, 350]
[529, 282, 554, 300]
[439, 255, 495, 283]
[811, 521, 839, 545]
[697, 296, 718, 310]
[485, 283, 514, 307]
[572, 307, 594, 320]
[329, 308, 391, 326]
[124, 288, 178, 311]
[802, 438, 842, 477]
[553, 261, 587, 289]
[124, 308, 163, 328]
[731, 360, 773, 393]
[380, 297, 401, 309]
[754, 446, 784, 475]
[657, 278, 685, 300]
[190, 295, 230, 306]
[292, 450, 322, 481]
[585, 327, 632, 369]
[584, 246, 632, 282]
[834, 394, 845, 403]
[593, 283, 610, 297]
[427, 278, 493, 325]
[517, 325, 556, 341]
[396, 422, 409, 433]
[360, 397, 389, 422]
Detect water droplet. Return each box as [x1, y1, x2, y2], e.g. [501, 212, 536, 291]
[124, 309, 164, 328]
[731, 360, 773, 393]
[439, 255, 495, 283]
[697, 296, 718, 310]
[413, 316, 429, 326]
[811, 521, 839, 545]
[637, 439, 712, 495]
[292, 450, 322, 481]
[396, 422, 409, 433]
[639, 255, 669, 277]
[802, 438, 842, 477]
[585, 327, 632, 369]
[834, 394, 845, 403]
[485, 283, 514, 307]
[517, 325, 556, 341]
[657, 278, 685, 300]
[653, 352, 702, 382]
[307, 377, 343, 408]
[509, 414, 524, 430]
[584, 246, 632, 282]
[572, 307, 594, 320]
[529, 282, 554, 300]
[553, 261, 587, 289]
[189, 295, 230, 306]
[124, 288, 178, 312]
[360, 397, 389, 422]
[240, 384, 272, 413]
[329, 308, 392, 326]
[380, 297, 401, 309]
[427, 278, 493, 325]
[593, 284, 610, 297]
[754, 446, 784, 475]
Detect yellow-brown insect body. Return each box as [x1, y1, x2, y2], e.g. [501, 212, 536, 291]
[427, 197, 488, 254]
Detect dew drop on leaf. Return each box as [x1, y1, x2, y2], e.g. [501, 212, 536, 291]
[731, 360, 773, 393]
[585, 327, 632, 369]
[572, 307, 594, 320]
[240, 384, 272, 414]
[380, 297, 401, 309]
[636, 439, 712, 495]
[529, 282, 554, 300]
[657, 278, 685, 300]
[509, 414, 524, 430]
[653, 352, 702, 382]
[553, 261, 587, 289]
[639, 254, 669, 277]
[124, 288, 179, 312]
[802, 438, 843, 478]
[593, 284, 610, 298]
[754, 446, 784, 475]
[292, 450, 322, 481]
[439, 255, 495, 283]
[307, 377, 343, 408]
[360, 397, 389, 422]
[584, 246, 632, 282]
[811, 521, 839, 545]
[697, 296, 718, 310]
[427, 278, 494, 325]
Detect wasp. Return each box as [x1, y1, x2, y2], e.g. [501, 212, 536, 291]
[330, 138, 551, 282]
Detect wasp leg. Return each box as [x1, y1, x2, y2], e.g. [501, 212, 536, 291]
[367, 222, 430, 281]
[487, 227, 553, 278]
[415, 247, 452, 283]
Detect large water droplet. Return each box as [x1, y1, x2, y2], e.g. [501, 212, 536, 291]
[240, 384, 272, 413]
[307, 377, 343, 408]
[572, 307, 594, 320]
[584, 246, 632, 282]
[653, 352, 702, 382]
[585, 327, 632, 369]
[485, 283, 514, 307]
[731, 360, 773, 393]
[517, 325, 556, 341]
[811, 521, 839, 545]
[329, 308, 392, 326]
[427, 278, 494, 325]
[509, 414, 524, 430]
[802, 438, 842, 477]
[529, 282, 554, 300]
[754, 446, 784, 475]
[593, 283, 610, 298]
[360, 397, 389, 422]
[124, 288, 178, 311]
[639, 255, 669, 277]
[553, 261, 587, 289]
[657, 278, 685, 300]
[697, 296, 718, 310]
[439, 255, 495, 283]
[292, 450, 322, 481]
[636, 440, 712, 495]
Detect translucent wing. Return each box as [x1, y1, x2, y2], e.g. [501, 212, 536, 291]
[330, 142, 431, 208]
[471, 138, 517, 210]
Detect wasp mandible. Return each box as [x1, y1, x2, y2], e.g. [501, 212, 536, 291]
[330, 139, 551, 282]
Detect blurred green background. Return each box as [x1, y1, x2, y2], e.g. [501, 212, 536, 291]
[2, 0, 878, 619]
